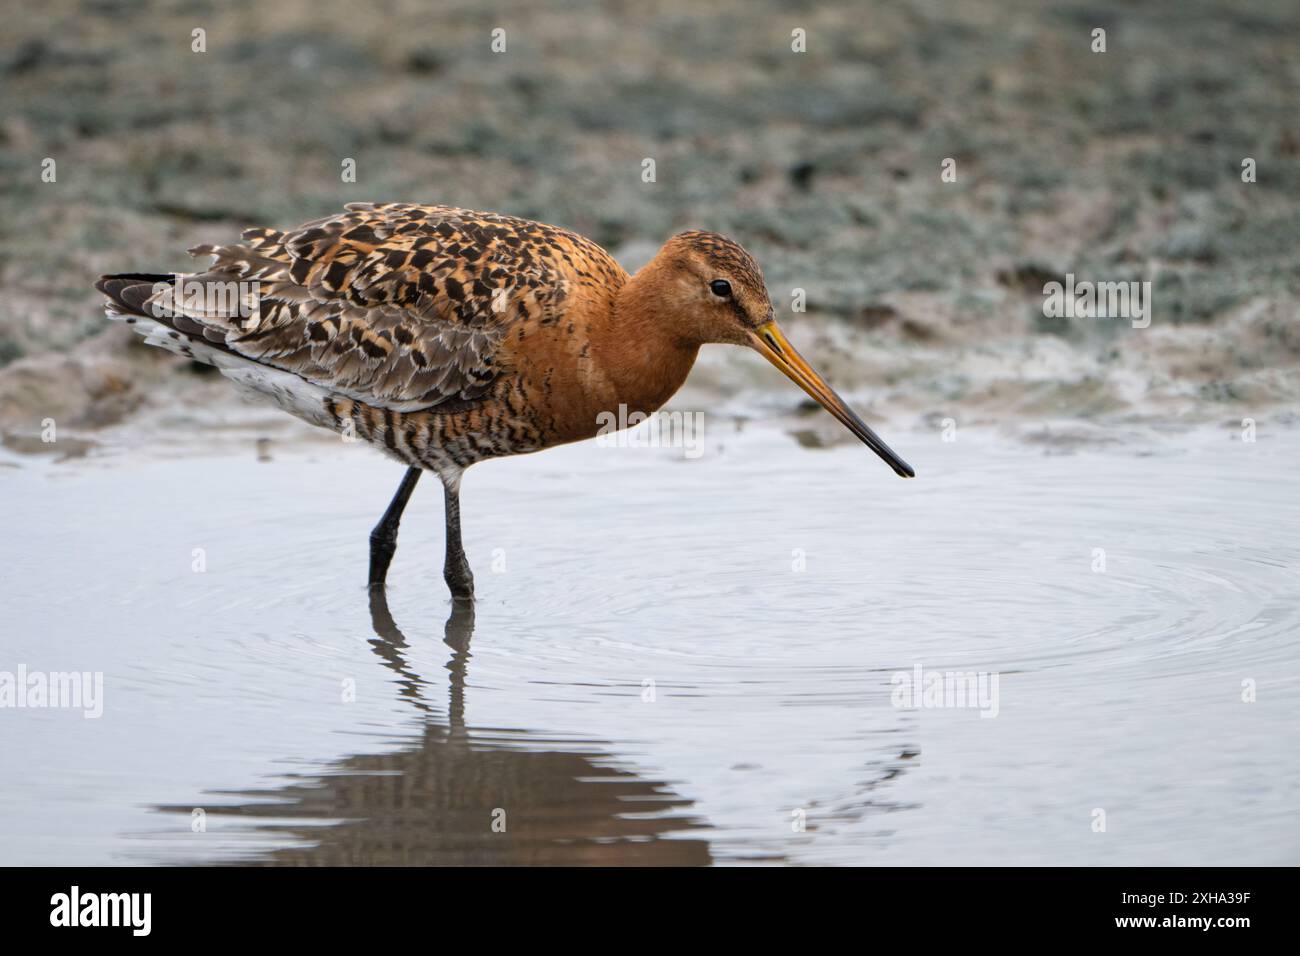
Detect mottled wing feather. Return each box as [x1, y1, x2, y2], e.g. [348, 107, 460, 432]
[146, 203, 580, 411]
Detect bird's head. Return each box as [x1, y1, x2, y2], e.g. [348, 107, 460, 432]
[644, 230, 914, 478]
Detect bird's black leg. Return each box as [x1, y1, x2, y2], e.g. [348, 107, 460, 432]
[369, 467, 422, 590]
[442, 476, 475, 601]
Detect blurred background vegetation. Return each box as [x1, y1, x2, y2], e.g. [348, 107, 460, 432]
[2, 0, 1298, 436]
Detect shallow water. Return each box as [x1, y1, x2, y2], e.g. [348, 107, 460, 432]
[1, 419, 1297, 865]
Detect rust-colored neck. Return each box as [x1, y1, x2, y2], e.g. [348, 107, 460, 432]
[593, 261, 700, 416]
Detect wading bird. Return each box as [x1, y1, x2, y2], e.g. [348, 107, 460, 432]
[97, 203, 913, 601]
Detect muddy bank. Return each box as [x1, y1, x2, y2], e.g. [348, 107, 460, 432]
[3, 0, 1299, 449]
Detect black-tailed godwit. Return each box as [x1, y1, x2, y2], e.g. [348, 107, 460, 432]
[96, 203, 913, 600]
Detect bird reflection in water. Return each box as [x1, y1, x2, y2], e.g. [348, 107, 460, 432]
[155, 594, 711, 865]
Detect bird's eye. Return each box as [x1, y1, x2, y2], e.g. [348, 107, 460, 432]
[710, 279, 732, 298]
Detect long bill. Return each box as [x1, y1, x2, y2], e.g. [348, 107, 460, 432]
[750, 321, 915, 478]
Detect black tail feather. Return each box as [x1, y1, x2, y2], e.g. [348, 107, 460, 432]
[95, 273, 175, 317]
